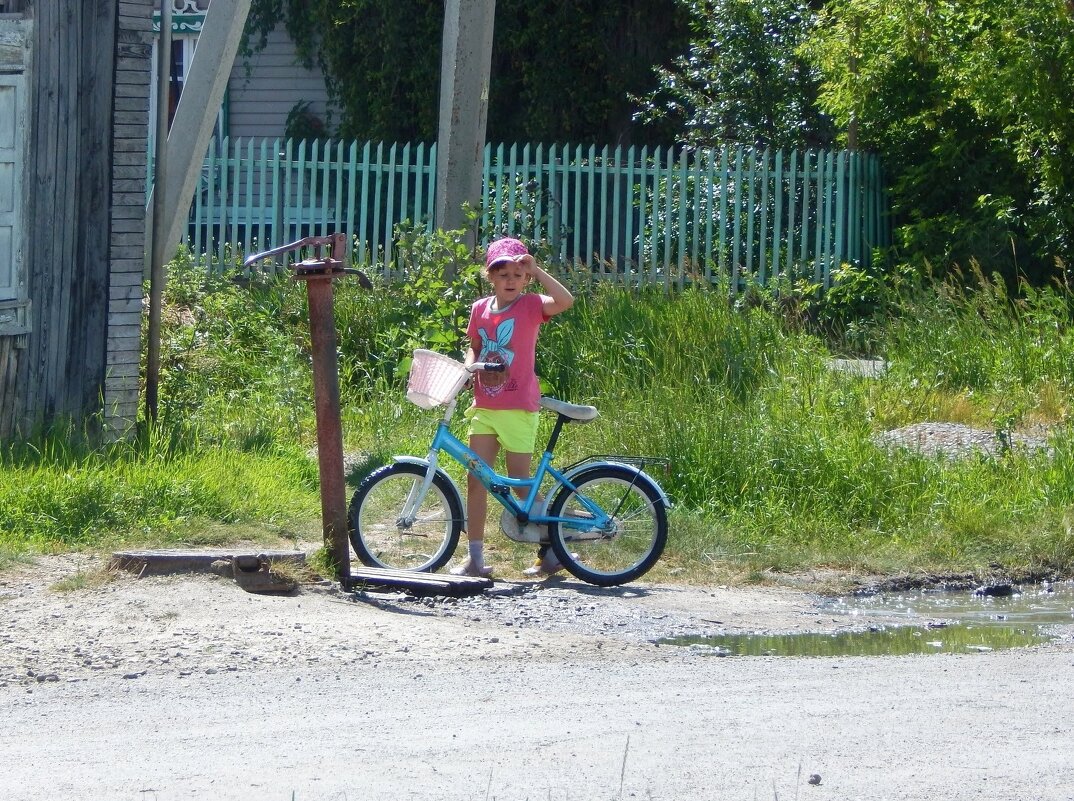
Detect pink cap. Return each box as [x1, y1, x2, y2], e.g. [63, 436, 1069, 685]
[485, 237, 530, 269]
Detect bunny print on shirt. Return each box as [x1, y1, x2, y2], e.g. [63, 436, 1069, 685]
[477, 318, 515, 396]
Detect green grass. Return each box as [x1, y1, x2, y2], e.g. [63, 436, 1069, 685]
[3, 252, 1073, 584]
[0, 419, 320, 559]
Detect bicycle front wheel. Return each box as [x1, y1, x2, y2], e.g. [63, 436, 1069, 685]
[546, 464, 668, 586]
[348, 462, 463, 572]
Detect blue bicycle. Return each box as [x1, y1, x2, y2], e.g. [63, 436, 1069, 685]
[348, 349, 670, 586]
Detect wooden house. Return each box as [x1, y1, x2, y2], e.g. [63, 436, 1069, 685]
[0, 0, 152, 440]
[149, 0, 329, 155]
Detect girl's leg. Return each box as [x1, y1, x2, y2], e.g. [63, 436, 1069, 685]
[453, 434, 499, 576]
[506, 449, 540, 538]
[504, 451, 533, 495]
[467, 434, 501, 542]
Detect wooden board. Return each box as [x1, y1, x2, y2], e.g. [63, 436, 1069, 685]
[344, 567, 492, 597]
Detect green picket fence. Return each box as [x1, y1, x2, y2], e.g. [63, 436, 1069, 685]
[184, 137, 890, 289]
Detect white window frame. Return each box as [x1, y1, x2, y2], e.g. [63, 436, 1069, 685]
[148, 5, 227, 161]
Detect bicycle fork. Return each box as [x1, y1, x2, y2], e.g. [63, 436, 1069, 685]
[397, 421, 491, 528]
[396, 449, 443, 528]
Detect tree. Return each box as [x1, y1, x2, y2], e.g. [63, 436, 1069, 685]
[803, 0, 1074, 280]
[635, 0, 835, 149]
[244, 0, 441, 142]
[244, 0, 691, 145]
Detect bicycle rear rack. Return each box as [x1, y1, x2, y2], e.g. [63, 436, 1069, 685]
[564, 454, 671, 476]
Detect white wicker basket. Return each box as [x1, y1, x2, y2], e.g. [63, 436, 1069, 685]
[406, 349, 469, 409]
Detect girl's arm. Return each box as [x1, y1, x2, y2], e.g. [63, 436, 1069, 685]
[464, 337, 480, 367]
[523, 256, 574, 317]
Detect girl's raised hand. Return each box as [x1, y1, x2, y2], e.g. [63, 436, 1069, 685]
[516, 253, 537, 276]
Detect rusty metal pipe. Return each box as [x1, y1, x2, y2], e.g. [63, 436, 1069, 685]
[303, 271, 350, 578]
[242, 233, 362, 581]
[242, 235, 338, 270]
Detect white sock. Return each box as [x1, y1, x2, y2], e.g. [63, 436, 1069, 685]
[468, 540, 484, 567]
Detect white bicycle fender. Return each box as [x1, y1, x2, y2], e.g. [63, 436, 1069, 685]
[561, 460, 672, 508]
[393, 455, 433, 469]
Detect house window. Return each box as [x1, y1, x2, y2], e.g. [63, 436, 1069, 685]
[0, 75, 25, 305]
[148, 3, 228, 158]
[149, 36, 199, 128]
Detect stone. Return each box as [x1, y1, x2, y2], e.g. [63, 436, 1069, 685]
[232, 556, 298, 595]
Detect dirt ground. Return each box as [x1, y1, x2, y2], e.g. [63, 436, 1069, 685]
[2, 553, 1074, 801]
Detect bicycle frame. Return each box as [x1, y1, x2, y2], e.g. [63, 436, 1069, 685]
[396, 400, 613, 538]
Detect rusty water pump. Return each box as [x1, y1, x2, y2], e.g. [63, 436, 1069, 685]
[243, 234, 371, 581]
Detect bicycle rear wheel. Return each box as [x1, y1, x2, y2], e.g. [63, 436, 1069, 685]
[546, 464, 668, 586]
[348, 462, 463, 572]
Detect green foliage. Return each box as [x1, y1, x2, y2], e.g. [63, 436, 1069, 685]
[481, 174, 570, 251]
[370, 222, 484, 373]
[286, 0, 442, 142]
[532, 272, 1074, 576]
[813, 261, 915, 355]
[283, 100, 330, 158]
[284, 100, 327, 141]
[636, 0, 835, 148]
[0, 422, 317, 551]
[155, 252, 313, 441]
[802, 0, 1074, 281]
[244, 0, 1074, 286]
[877, 266, 1074, 416]
[487, 0, 691, 144]
[244, 0, 690, 145]
[539, 283, 793, 403]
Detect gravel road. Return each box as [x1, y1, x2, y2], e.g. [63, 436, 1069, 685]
[2, 555, 1073, 801]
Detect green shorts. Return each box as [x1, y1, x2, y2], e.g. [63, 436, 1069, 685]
[465, 407, 540, 454]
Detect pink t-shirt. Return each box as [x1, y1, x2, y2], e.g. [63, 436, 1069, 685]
[467, 293, 548, 412]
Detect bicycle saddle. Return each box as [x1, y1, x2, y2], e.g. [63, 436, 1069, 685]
[540, 396, 599, 423]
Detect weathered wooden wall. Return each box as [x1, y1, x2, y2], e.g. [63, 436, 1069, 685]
[0, 0, 150, 440]
[0, 337, 18, 430]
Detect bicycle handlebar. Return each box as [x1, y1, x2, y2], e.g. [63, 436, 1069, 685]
[467, 362, 506, 373]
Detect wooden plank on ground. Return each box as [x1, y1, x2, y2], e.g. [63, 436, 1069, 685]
[344, 567, 492, 597]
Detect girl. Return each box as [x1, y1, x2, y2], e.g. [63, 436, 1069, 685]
[450, 237, 574, 578]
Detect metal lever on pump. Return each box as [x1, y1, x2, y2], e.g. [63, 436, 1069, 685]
[242, 234, 372, 288]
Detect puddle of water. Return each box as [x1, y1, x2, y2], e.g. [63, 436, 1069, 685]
[831, 580, 1074, 628]
[661, 581, 1074, 657]
[663, 624, 1051, 657]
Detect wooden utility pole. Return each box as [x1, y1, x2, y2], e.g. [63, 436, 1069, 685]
[157, 0, 252, 252]
[145, 0, 171, 421]
[434, 0, 496, 278]
[144, 0, 252, 422]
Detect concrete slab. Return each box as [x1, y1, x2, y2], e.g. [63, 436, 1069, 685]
[109, 549, 305, 577]
[110, 549, 492, 597]
[344, 566, 492, 597]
